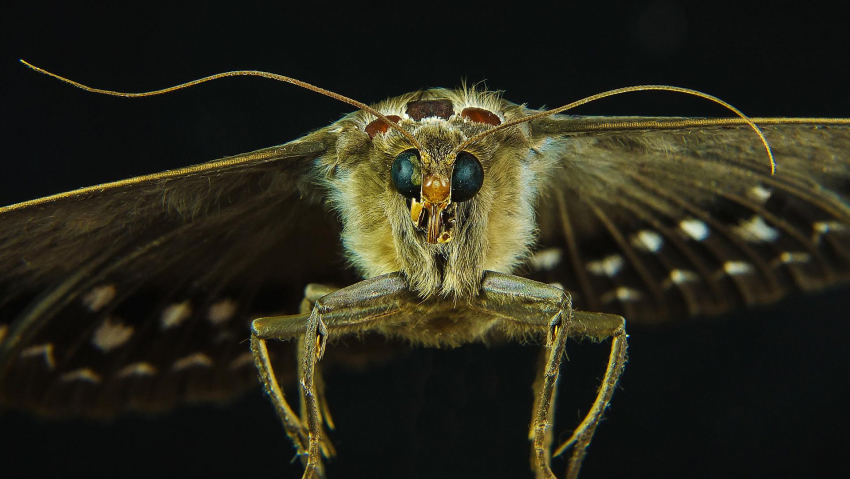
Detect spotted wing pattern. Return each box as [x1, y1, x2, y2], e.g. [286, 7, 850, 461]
[527, 118, 850, 323]
[0, 131, 360, 416]
[3, 109, 850, 417]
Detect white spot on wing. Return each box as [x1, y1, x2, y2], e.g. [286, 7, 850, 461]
[631, 230, 664, 253]
[21, 343, 55, 369]
[812, 221, 849, 242]
[679, 218, 709, 241]
[82, 284, 117, 312]
[723, 261, 754, 276]
[229, 352, 255, 370]
[117, 362, 157, 378]
[172, 352, 213, 371]
[161, 301, 193, 330]
[91, 317, 134, 353]
[587, 254, 624, 277]
[529, 248, 563, 271]
[208, 299, 238, 326]
[601, 287, 643, 303]
[663, 269, 699, 289]
[778, 251, 811, 264]
[60, 368, 102, 384]
[747, 185, 772, 203]
[732, 215, 779, 242]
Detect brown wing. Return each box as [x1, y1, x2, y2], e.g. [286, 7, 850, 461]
[0, 127, 360, 416]
[525, 116, 850, 324]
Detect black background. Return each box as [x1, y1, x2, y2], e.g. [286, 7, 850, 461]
[2, 1, 850, 478]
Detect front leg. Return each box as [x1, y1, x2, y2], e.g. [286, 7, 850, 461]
[252, 271, 627, 479]
[298, 284, 340, 459]
[554, 311, 627, 479]
[475, 273, 627, 479]
[252, 273, 411, 479]
[247, 283, 340, 473]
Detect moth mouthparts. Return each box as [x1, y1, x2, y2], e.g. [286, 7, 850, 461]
[438, 203, 457, 243]
[426, 201, 446, 244]
[415, 171, 455, 244]
[410, 197, 426, 227]
[412, 200, 456, 244]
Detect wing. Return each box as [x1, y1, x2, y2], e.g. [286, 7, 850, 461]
[525, 117, 850, 324]
[0, 126, 361, 416]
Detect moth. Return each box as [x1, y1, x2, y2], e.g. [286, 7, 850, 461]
[1, 63, 849, 479]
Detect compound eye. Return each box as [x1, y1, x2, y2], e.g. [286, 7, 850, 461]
[450, 152, 484, 202]
[391, 149, 422, 199]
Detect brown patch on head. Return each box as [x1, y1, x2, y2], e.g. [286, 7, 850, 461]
[461, 107, 501, 126]
[365, 115, 401, 138]
[407, 100, 454, 121]
[422, 174, 450, 203]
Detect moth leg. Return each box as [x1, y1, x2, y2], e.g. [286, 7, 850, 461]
[249, 330, 335, 475]
[250, 335, 309, 458]
[531, 305, 570, 479]
[298, 284, 340, 458]
[476, 273, 571, 479]
[554, 311, 628, 479]
[252, 273, 409, 479]
[528, 346, 559, 476]
[476, 272, 627, 479]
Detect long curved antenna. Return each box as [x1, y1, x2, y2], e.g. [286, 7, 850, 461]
[20, 59, 423, 152]
[455, 85, 777, 175]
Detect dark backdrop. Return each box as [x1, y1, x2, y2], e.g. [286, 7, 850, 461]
[2, 2, 849, 479]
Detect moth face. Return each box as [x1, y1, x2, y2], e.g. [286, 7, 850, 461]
[388, 126, 486, 245]
[389, 148, 483, 244]
[323, 89, 552, 298]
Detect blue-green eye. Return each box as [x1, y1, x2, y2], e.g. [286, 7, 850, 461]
[451, 152, 484, 202]
[391, 149, 422, 199]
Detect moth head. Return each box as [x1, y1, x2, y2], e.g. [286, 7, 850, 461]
[326, 90, 543, 297]
[373, 98, 500, 245]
